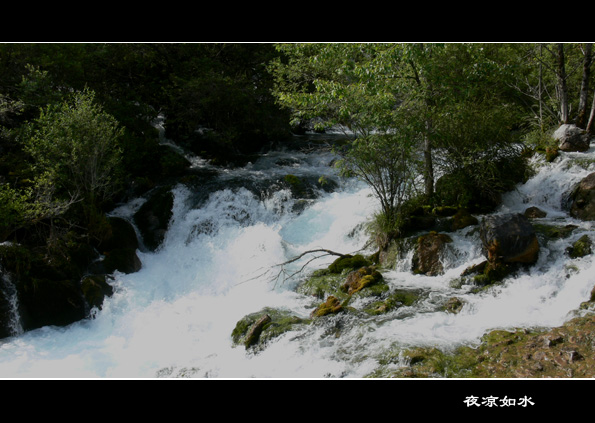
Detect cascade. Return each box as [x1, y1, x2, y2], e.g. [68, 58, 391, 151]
[0, 265, 23, 338]
[0, 136, 593, 378]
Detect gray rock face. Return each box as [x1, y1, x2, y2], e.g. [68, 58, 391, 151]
[554, 124, 591, 152]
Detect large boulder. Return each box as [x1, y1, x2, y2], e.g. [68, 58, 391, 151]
[133, 187, 174, 251]
[89, 216, 142, 275]
[569, 172, 595, 221]
[411, 232, 453, 276]
[0, 286, 14, 338]
[554, 124, 591, 152]
[479, 214, 540, 265]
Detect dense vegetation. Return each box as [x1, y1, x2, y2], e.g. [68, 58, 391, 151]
[270, 43, 595, 242]
[1, 42, 594, 335]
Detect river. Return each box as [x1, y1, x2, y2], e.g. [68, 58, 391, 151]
[0, 133, 593, 378]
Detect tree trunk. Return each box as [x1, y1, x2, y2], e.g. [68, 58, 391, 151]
[557, 44, 569, 124]
[577, 43, 593, 128]
[539, 44, 544, 131]
[587, 90, 595, 134]
[423, 131, 434, 198]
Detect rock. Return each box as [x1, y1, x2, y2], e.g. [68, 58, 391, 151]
[18, 278, 86, 331]
[341, 266, 383, 295]
[533, 223, 577, 240]
[554, 124, 591, 152]
[451, 209, 478, 231]
[479, 214, 540, 265]
[243, 314, 271, 349]
[524, 206, 547, 219]
[364, 289, 422, 315]
[569, 172, 595, 221]
[231, 307, 310, 351]
[411, 232, 453, 276]
[328, 254, 371, 274]
[81, 274, 114, 310]
[133, 186, 174, 251]
[311, 296, 344, 318]
[0, 287, 14, 338]
[445, 297, 465, 314]
[567, 235, 592, 258]
[88, 217, 142, 275]
[102, 248, 142, 274]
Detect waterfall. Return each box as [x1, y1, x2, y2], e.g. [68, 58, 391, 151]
[0, 138, 593, 378]
[0, 265, 23, 338]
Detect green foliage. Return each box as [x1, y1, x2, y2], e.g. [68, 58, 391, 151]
[20, 88, 124, 208]
[0, 172, 71, 241]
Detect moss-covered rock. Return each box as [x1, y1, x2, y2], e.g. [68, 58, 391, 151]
[296, 268, 347, 300]
[310, 296, 345, 318]
[341, 266, 384, 295]
[450, 209, 478, 231]
[444, 297, 465, 314]
[533, 223, 577, 240]
[363, 289, 422, 315]
[567, 235, 593, 258]
[382, 311, 595, 378]
[231, 307, 310, 351]
[328, 254, 371, 274]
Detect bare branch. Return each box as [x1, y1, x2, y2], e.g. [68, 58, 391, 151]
[236, 248, 351, 288]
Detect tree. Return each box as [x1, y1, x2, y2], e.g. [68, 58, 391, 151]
[20, 88, 124, 218]
[271, 43, 527, 225]
[271, 43, 423, 233]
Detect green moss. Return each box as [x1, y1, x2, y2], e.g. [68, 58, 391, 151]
[364, 289, 421, 315]
[283, 174, 306, 197]
[567, 235, 593, 258]
[533, 223, 577, 240]
[311, 296, 344, 318]
[328, 254, 371, 274]
[451, 209, 478, 231]
[296, 269, 347, 300]
[231, 307, 310, 350]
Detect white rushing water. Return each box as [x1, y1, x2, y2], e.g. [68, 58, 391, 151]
[0, 138, 594, 378]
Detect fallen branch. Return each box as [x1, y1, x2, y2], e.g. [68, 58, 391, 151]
[237, 248, 351, 288]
